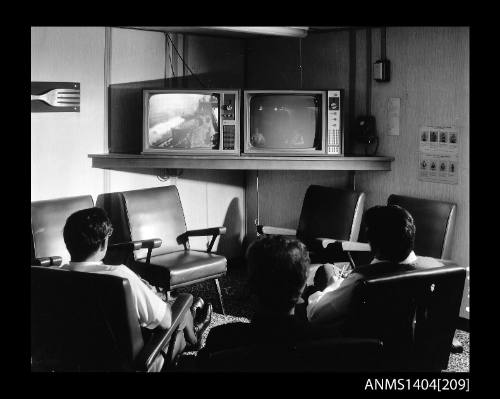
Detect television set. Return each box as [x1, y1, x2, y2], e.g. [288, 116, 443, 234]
[142, 89, 240, 155]
[243, 90, 344, 156]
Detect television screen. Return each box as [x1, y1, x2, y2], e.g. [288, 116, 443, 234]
[248, 94, 321, 149]
[147, 93, 220, 149]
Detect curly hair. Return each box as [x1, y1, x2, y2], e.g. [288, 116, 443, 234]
[246, 235, 310, 312]
[63, 207, 113, 261]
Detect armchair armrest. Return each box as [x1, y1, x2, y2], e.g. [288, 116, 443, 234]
[178, 227, 226, 253]
[317, 238, 371, 252]
[135, 293, 194, 371]
[32, 256, 63, 267]
[107, 238, 162, 265]
[185, 227, 227, 238]
[314, 238, 371, 268]
[256, 225, 297, 236]
[108, 238, 162, 252]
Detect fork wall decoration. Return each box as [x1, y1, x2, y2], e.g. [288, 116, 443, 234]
[31, 82, 80, 112]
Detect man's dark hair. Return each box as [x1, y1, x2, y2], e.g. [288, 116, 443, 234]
[363, 204, 415, 263]
[63, 207, 113, 262]
[246, 236, 310, 312]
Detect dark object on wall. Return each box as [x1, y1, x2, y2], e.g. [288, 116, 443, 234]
[373, 59, 391, 82]
[354, 115, 377, 144]
[31, 82, 80, 112]
[354, 115, 379, 156]
[374, 27, 391, 83]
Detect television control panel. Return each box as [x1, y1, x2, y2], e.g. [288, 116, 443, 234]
[327, 90, 342, 155]
[221, 92, 238, 152]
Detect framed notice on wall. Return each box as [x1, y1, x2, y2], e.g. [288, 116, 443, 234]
[418, 126, 459, 184]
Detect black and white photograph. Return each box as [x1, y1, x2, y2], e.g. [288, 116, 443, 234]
[30, 26, 470, 383]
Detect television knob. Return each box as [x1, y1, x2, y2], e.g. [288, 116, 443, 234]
[225, 104, 233, 111]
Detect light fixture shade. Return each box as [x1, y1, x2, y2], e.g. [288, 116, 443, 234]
[209, 26, 309, 38]
[129, 26, 309, 38]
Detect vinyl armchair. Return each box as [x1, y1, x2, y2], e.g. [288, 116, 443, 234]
[257, 185, 366, 281]
[96, 185, 228, 314]
[31, 195, 162, 267]
[31, 266, 193, 372]
[343, 262, 466, 371]
[387, 194, 456, 260]
[387, 193, 463, 353]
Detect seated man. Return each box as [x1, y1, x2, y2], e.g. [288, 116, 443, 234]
[199, 236, 340, 357]
[306, 204, 443, 324]
[57, 207, 212, 368]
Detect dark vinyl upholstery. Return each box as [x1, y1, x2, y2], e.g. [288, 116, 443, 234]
[31, 195, 94, 264]
[31, 266, 144, 371]
[343, 263, 466, 371]
[200, 337, 383, 372]
[136, 251, 227, 288]
[297, 185, 365, 244]
[31, 266, 193, 372]
[96, 185, 227, 291]
[387, 194, 457, 259]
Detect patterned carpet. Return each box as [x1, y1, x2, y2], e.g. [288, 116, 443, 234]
[175, 262, 469, 372]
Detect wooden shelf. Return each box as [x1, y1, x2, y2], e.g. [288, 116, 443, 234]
[89, 153, 394, 171]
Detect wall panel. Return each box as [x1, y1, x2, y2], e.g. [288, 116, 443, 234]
[355, 27, 469, 317]
[31, 27, 106, 201]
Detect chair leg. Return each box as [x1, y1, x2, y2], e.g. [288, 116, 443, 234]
[213, 278, 226, 315]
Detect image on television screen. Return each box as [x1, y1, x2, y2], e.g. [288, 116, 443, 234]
[148, 93, 220, 149]
[249, 94, 321, 149]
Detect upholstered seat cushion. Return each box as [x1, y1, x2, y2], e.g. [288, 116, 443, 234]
[135, 251, 227, 289]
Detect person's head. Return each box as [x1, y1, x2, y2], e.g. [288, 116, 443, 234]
[363, 204, 416, 263]
[63, 207, 114, 262]
[246, 236, 310, 314]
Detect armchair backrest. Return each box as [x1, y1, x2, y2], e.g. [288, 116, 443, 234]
[31, 195, 94, 265]
[387, 194, 456, 259]
[97, 185, 187, 260]
[202, 337, 383, 372]
[345, 264, 466, 371]
[31, 266, 144, 371]
[296, 185, 365, 244]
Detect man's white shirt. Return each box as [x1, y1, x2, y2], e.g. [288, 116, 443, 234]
[306, 251, 443, 323]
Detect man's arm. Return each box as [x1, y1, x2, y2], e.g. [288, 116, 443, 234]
[122, 268, 174, 330]
[307, 273, 362, 323]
